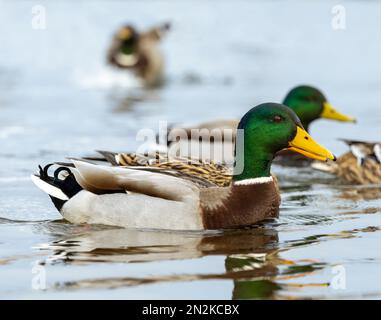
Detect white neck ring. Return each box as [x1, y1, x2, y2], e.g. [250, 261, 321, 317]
[234, 176, 273, 186]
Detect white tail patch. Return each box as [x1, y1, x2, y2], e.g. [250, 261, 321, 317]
[350, 145, 366, 166]
[115, 154, 123, 165]
[234, 176, 273, 185]
[31, 175, 69, 201]
[374, 144, 381, 163]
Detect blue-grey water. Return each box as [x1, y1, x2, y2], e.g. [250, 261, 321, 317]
[1, 0, 381, 299]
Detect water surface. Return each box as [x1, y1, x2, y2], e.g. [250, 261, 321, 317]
[1, 0, 381, 299]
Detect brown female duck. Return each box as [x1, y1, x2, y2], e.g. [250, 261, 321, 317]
[312, 139, 381, 184]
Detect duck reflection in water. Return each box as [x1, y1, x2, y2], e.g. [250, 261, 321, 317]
[33, 223, 327, 299]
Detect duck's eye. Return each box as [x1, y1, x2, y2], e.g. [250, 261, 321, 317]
[273, 115, 283, 123]
[301, 96, 314, 102]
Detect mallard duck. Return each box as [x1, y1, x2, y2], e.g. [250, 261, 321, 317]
[165, 85, 355, 164]
[107, 23, 170, 88]
[282, 85, 355, 130]
[31, 103, 335, 230]
[312, 139, 381, 184]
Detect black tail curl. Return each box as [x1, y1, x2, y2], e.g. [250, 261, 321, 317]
[37, 164, 83, 211]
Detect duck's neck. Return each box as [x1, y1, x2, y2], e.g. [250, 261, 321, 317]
[233, 143, 273, 182]
[120, 41, 136, 55]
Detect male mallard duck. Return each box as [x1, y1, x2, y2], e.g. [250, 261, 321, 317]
[282, 85, 355, 131]
[107, 23, 170, 88]
[312, 139, 381, 184]
[32, 103, 335, 230]
[165, 86, 355, 165]
[168, 86, 355, 136]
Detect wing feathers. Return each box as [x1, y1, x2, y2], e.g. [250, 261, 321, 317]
[72, 160, 199, 201]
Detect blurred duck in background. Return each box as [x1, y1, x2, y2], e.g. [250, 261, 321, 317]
[164, 85, 356, 165]
[107, 22, 171, 88]
[312, 139, 381, 184]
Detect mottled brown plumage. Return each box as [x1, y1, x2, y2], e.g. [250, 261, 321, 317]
[97, 150, 233, 187]
[312, 140, 381, 184]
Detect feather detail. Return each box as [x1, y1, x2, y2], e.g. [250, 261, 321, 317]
[374, 144, 381, 164]
[313, 139, 381, 184]
[31, 175, 69, 201]
[72, 160, 199, 202]
[98, 151, 233, 187]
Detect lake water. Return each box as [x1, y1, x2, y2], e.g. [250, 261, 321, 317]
[1, 0, 381, 299]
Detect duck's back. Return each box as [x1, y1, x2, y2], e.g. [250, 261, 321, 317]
[312, 140, 381, 184]
[334, 151, 381, 184]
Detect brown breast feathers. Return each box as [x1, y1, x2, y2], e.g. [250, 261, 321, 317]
[199, 181, 280, 230]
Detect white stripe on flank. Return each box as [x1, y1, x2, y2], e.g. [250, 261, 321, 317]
[31, 175, 69, 201]
[234, 176, 273, 185]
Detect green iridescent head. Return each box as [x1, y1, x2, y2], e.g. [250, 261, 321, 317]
[234, 103, 335, 181]
[282, 85, 355, 131]
[115, 25, 138, 55]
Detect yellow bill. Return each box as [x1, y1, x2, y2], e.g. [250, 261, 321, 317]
[117, 28, 132, 40]
[321, 102, 356, 123]
[288, 126, 336, 161]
